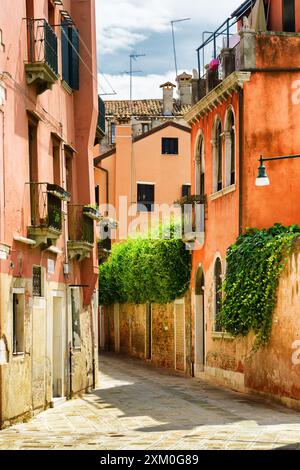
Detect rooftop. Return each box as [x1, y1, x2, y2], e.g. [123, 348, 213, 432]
[104, 99, 191, 119]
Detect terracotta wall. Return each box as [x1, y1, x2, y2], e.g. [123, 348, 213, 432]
[200, 242, 300, 407]
[103, 292, 192, 374]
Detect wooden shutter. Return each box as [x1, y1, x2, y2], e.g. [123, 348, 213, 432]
[70, 27, 79, 90]
[61, 22, 70, 84]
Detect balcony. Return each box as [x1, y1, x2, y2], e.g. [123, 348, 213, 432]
[67, 205, 100, 261]
[177, 195, 206, 247]
[95, 96, 106, 144]
[27, 182, 70, 248]
[25, 19, 59, 94]
[98, 218, 114, 263]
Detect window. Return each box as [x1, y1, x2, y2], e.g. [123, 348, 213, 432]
[195, 135, 205, 196]
[162, 137, 178, 155]
[32, 266, 42, 297]
[95, 184, 100, 207]
[61, 20, 79, 90]
[182, 184, 191, 198]
[52, 136, 61, 185]
[13, 293, 25, 354]
[283, 0, 295, 32]
[137, 183, 155, 212]
[71, 288, 81, 349]
[214, 258, 223, 332]
[213, 120, 223, 192]
[225, 110, 236, 186]
[65, 148, 73, 196]
[142, 123, 150, 134]
[110, 122, 116, 144]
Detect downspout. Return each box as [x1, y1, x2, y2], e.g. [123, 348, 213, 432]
[238, 88, 244, 235]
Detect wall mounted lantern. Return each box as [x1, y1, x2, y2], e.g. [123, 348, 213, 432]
[256, 154, 300, 187]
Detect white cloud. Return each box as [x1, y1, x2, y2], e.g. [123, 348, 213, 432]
[98, 71, 183, 100]
[96, 0, 242, 56]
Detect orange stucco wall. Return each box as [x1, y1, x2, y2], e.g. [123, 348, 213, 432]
[94, 122, 191, 237]
[189, 31, 300, 404]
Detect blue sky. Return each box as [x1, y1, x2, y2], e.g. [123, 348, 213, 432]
[96, 0, 243, 99]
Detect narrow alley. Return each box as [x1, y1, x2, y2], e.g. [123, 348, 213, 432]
[1, 354, 300, 450]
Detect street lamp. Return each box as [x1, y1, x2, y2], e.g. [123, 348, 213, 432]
[255, 154, 300, 187]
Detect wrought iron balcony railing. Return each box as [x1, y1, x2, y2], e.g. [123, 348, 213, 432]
[67, 205, 96, 261]
[68, 205, 95, 245]
[177, 194, 206, 245]
[25, 18, 59, 94]
[28, 182, 64, 231]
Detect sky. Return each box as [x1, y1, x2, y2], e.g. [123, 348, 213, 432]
[96, 0, 243, 100]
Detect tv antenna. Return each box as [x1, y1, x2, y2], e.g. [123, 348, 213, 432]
[128, 53, 146, 101]
[171, 18, 191, 79]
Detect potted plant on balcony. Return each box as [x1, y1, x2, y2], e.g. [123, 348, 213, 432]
[83, 204, 101, 221]
[47, 183, 71, 202]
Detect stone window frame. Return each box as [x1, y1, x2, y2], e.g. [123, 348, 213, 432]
[224, 106, 236, 188]
[194, 130, 205, 197]
[212, 115, 223, 194]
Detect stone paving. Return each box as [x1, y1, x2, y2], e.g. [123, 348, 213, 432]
[1, 353, 300, 450]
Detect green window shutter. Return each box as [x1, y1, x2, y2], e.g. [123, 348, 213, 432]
[61, 22, 70, 84]
[70, 27, 79, 90]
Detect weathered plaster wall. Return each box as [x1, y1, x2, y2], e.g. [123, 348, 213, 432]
[104, 292, 191, 374]
[202, 243, 300, 404]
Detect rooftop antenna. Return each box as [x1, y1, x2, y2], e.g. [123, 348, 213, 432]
[171, 18, 191, 79]
[129, 53, 145, 102]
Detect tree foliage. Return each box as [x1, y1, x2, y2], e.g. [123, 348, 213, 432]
[99, 225, 191, 306]
[221, 223, 300, 349]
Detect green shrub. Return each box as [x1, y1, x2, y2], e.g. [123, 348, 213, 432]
[221, 223, 300, 349]
[99, 224, 191, 306]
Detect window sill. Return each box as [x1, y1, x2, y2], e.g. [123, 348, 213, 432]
[72, 347, 81, 353]
[61, 80, 73, 95]
[12, 352, 25, 358]
[211, 331, 235, 340]
[209, 184, 236, 201]
[162, 154, 178, 156]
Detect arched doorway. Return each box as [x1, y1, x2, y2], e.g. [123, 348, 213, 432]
[194, 265, 205, 375]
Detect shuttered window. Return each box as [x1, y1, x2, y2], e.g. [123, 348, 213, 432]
[283, 0, 295, 32]
[182, 184, 191, 197]
[162, 138, 178, 155]
[137, 183, 155, 212]
[61, 21, 79, 90]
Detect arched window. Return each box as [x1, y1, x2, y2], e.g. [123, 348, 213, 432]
[225, 109, 236, 186]
[214, 257, 222, 332]
[213, 119, 223, 192]
[195, 135, 205, 196]
[283, 0, 295, 32]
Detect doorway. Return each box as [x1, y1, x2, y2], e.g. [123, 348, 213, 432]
[145, 303, 152, 360]
[52, 296, 63, 398]
[194, 266, 205, 375]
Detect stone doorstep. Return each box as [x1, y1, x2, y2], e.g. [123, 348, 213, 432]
[50, 397, 67, 408]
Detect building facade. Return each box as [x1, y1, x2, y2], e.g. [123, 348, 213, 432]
[0, 0, 99, 427]
[100, 74, 193, 154]
[186, 0, 300, 405]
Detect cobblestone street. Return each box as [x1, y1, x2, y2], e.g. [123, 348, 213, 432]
[1, 353, 300, 450]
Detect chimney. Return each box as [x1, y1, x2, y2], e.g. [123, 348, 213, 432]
[176, 72, 192, 106]
[160, 82, 176, 116]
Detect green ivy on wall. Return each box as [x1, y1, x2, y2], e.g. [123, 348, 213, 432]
[99, 224, 191, 306]
[221, 224, 300, 350]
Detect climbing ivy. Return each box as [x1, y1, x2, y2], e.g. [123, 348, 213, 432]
[220, 223, 300, 350]
[99, 223, 191, 306]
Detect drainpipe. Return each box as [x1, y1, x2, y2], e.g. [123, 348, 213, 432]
[238, 88, 244, 235]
